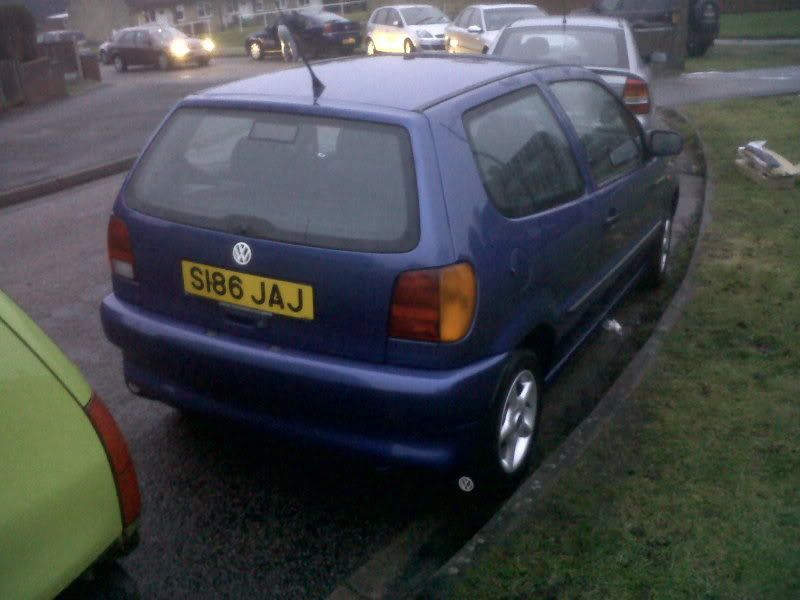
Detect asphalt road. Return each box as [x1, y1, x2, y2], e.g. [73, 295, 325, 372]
[0, 58, 288, 192]
[652, 64, 800, 106]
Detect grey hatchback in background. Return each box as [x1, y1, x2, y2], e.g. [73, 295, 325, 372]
[489, 15, 655, 128]
[445, 4, 545, 55]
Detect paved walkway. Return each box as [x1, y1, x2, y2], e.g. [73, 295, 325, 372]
[717, 38, 800, 46]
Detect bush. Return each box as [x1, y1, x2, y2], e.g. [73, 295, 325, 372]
[0, 4, 37, 62]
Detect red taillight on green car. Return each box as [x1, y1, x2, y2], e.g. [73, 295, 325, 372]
[108, 215, 135, 279]
[389, 263, 477, 343]
[85, 392, 141, 529]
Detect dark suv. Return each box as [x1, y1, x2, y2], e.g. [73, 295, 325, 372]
[585, 0, 720, 58]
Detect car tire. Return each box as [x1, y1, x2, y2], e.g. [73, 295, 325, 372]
[641, 216, 673, 289]
[403, 38, 414, 54]
[60, 561, 139, 599]
[158, 52, 171, 71]
[465, 350, 543, 496]
[366, 38, 376, 56]
[248, 41, 263, 60]
[112, 55, 126, 73]
[687, 33, 713, 57]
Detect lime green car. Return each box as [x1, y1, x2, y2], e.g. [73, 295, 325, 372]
[0, 290, 141, 599]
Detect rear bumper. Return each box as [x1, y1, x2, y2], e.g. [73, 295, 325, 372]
[101, 294, 507, 469]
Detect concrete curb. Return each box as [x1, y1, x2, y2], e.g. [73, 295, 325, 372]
[0, 155, 136, 210]
[418, 109, 713, 599]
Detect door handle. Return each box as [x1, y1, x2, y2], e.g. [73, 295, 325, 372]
[604, 210, 620, 228]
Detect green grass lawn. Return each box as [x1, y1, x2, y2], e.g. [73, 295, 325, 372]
[449, 95, 800, 599]
[686, 43, 800, 72]
[720, 9, 800, 39]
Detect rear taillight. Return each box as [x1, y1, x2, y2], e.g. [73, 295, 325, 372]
[108, 215, 134, 279]
[389, 263, 476, 343]
[623, 77, 651, 115]
[86, 392, 141, 529]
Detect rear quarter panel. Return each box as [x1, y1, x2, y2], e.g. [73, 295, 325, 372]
[0, 295, 120, 600]
[423, 70, 596, 364]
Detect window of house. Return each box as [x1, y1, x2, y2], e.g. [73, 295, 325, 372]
[175, 4, 185, 22]
[197, 2, 213, 18]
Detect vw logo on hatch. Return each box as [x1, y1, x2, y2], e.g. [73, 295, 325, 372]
[232, 242, 252, 266]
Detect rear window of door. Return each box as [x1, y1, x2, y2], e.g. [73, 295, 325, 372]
[463, 87, 584, 218]
[135, 31, 151, 46]
[550, 80, 644, 186]
[126, 108, 420, 253]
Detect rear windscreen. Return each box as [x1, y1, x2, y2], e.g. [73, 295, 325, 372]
[126, 108, 419, 253]
[494, 27, 629, 70]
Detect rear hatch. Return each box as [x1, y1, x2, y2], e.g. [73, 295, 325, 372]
[115, 104, 441, 363]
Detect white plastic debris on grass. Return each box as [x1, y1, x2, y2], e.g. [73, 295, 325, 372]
[735, 140, 799, 188]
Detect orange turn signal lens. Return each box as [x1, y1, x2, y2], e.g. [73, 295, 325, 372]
[389, 263, 476, 343]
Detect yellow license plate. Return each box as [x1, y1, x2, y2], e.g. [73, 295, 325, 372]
[343, 37, 356, 45]
[182, 260, 314, 320]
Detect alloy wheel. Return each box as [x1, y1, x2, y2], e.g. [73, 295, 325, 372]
[497, 369, 537, 474]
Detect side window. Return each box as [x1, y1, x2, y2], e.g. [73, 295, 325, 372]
[119, 31, 136, 45]
[135, 31, 151, 46]
[372, 9, 384, 24]
[453, 9, 466, 27]
[464, 87, 584, 218]
[388, 9, 401, 27]
[550, 80, 643, 186]
[468, 9, 483, 29]
[461, 8, 477, 29]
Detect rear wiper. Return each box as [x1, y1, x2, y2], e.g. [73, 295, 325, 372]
[219, 214, 278, 237]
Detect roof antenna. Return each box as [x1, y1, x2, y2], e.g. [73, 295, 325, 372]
[273, 0, 325, 104]
[562, 0, 567, 28]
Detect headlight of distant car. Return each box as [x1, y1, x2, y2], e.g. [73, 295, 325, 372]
[416, 30, 433, 38]
[170, 39, 190, 58]
[202, 38, 215, 52]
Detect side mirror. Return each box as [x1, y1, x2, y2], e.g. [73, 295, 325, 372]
[648, 130, 683, 157]
[467, 25, 483, 34]
[391, 20, 401, 27]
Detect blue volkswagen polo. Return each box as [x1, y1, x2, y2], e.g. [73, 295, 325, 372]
[101, 55, 681, 488]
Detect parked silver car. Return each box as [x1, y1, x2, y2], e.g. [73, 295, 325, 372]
[445, 4, 545, 55]
[366, 4, 450, 55]
[489, 15, 654, 127]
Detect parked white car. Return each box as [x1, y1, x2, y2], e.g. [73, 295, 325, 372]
[366, 4, 450, 55]
[445, 4, 545, 55]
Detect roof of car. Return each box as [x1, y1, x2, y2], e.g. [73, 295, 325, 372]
[504, 15, 626, 29]
[376, 4, 437, 10]
[471, 4, 543, 10]
[198, 54, 538, 111]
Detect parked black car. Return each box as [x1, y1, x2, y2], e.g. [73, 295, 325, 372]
[107, 25, 214, 72]
[246, 10, 361, 61]
[581, 0, 720, 58]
